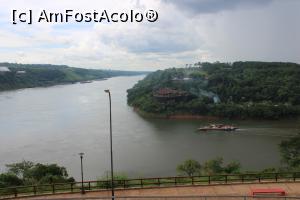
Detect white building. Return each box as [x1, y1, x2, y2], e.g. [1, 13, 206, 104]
[16, 70, 26, 74]
[0, 66, 10, 73]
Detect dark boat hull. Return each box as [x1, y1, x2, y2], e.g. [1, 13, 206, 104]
[198, 127, 238, 131]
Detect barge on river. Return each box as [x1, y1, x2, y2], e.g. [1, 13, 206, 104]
[198, 124, 238, 131]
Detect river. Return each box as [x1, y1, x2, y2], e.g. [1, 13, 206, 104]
[0, 75, 299, 180]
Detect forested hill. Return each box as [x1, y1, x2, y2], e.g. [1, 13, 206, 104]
[0, 63, 147, 91]
[127, 61, 300, 119]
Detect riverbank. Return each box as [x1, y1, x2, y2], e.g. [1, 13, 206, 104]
[134, 107, 219, 120]
[133, 107, 300, 121]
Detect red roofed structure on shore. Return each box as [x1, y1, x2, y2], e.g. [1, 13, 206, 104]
[153, 87, 191, 101]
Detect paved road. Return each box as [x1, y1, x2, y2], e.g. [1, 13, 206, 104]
[16, 182, 300, 199]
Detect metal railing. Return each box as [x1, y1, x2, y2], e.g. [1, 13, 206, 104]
[28, 195, 300, 200]
[0, 172, 299, 199]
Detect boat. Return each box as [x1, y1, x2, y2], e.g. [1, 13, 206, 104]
[198, 124, 238, 131]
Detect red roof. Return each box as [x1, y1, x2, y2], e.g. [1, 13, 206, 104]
[153, 88, 188, 98]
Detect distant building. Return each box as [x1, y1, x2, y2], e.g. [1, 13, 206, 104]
[153, 87, 192, 102]
[16, 70, 26, 74]
[213, 96, 221, 103]
[0, 66, 10, 73]
[172, 77, 192, 82]
[154, 88, 186, 97]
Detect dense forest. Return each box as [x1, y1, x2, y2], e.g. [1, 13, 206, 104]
[127, 61, 300, 119]
[0, 63, 147, 91]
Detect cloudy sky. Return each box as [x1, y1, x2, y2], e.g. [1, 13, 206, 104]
[0, 0, 299, 71]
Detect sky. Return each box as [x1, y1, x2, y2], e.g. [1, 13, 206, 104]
[0, 0, 299, 71]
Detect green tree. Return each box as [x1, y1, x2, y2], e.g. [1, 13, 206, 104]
[203, 157, 224, 175]
[177, 159, 202, 176]
[6, 160, 34, 180]
[279, 134, 300, 168]
[0, 173, 23, 187]
[97, 172, 128, 189]
[203, 158, 241, 175]
[5, 161, 74, 185]
[223, 161, 241, 174]
[260, 167, 277, 173]
[27, 163, 70, 184]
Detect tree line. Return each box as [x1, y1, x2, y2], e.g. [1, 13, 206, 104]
[0, 63, 148, 91]
[127, 61, 300, 119]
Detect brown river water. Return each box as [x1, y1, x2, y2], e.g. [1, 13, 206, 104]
[0, 75, 299, 180]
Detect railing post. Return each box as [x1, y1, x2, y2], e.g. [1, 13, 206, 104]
[275, 173, 278, 182]
[88, 182, 91, 190]
[14, 188, 17, 197]
[71, 183, 73, 192]
[123, 180, 126, 188]
[208, 176, 211, 184]
[52, 184, 55, 194]
[241, 174, 244, 183]
[293, 172, 296, 182]
[33, 185, 37, 195]
[175, 177, 177, 186]
[158, 178, 160, 186]
[141, 179, 143, 188]
[191, 176, 194, 185]
[225, 175, 228, 184]
[258, 175, 261, 183]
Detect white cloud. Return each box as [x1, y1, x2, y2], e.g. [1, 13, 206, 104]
[0, 0, 299, 71]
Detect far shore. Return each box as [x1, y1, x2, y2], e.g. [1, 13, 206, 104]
[0, 78, 108, 92]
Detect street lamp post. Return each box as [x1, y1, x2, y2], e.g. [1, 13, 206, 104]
[79, 152, 85, 194]
[104, 89, 114, 200]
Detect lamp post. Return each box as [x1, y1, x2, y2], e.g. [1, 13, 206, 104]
[79, 152, 85, 194]
[104, 89, 114, 200]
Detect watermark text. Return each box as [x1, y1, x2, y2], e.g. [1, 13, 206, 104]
[12, 9, 158, 25]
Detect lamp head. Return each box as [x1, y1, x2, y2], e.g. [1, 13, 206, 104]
[104, 89, 110, 93]
[79, 152, 84, 157]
